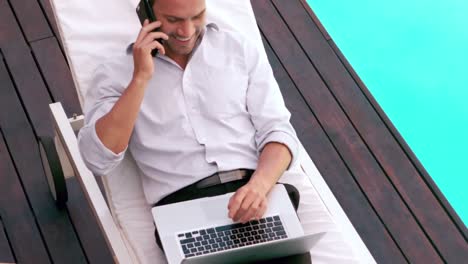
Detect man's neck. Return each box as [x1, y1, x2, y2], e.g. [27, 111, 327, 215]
[165, 51, 189, 69]
[163, 27, 207, 70]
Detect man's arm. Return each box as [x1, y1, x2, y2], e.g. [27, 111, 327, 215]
[227, 37, 299, 223]
[228, 142, 292, 223]
[250, 142, 292, 192]
[95, 77, 148, 154]
[78, 20, 168, 176]
[95, 20, 168, 154]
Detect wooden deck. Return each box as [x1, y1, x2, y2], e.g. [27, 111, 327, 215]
[0, 0, 466, 263]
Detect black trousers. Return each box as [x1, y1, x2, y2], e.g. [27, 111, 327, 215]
[153, 178, 311, 264]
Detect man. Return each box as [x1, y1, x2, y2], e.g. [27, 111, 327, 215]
[78, 0, 309, 262]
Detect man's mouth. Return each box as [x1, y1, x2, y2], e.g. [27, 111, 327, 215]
[174, 35, 193, 43]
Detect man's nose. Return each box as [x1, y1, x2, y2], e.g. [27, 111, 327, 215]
[177, 20, 195, 38]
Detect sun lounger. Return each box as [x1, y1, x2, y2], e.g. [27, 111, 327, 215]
[41, 0, 376, 263]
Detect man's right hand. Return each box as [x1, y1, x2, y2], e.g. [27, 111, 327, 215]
[132, 19, 169, 83]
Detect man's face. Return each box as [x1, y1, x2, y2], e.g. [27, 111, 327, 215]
[153, 0, 206, 57]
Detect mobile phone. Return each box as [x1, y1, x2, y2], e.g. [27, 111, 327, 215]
[136, 0, 162, 56]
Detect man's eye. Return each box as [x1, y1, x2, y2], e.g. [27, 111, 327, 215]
[194, 13, 205, 20]
[167, 18, 180, 23]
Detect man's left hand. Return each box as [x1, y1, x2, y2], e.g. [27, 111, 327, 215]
[227, 179, 270, 223]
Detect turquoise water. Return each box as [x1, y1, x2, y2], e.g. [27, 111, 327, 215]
[307, 0, 467, 225]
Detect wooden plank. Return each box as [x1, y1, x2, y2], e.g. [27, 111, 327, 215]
[0, 129, 50, 264]
[252, 1, 443, 262]
[38, 0, 62, 45]
[328, 39, 468, 241]
[0, 0, 25, 45]
[31, 37, 82, 117]
[298, 0, 331, 41]
[6, 0, 53, 42]
[0, 51, 87, 263]
[272, 0, 468, 261]
[50, 102, 133, 263]
[2, 2, 115, 262]
[0, 0, 54, 138]
[2, 42, 55, 138]
[262, 36, 406, 263]
[66, 177, 115, 264]
[0, 218, 15, 264]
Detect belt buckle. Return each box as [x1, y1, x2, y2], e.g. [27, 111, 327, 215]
[218, 170, 245, 184]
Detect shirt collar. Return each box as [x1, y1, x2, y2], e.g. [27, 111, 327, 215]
[206, 22, 219, 32]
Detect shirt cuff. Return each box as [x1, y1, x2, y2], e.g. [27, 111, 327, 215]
[258, 131, 299, 170]
[92, 123, 127, 155]
[80, 122, 127, 176]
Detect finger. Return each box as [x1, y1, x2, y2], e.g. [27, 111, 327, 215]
[135, 19, 150, 43]
[255, 200, 268, 220]
[139, 31, 169, 46]
[133, 38, 165, 56]
[234, 193, 256, 223]
[239, 197, 262, 223]
[228, 190, 246, 219]
[148, 41, 165, 55]
[142, 20, 163, 34]
[136, 21, 162, 43]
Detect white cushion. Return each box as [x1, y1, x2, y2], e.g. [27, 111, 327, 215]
[105, 150, 359, 264]
[101, 151, 162, 263]
[52, 0, 264, 105]
[50, 0, 373, 262]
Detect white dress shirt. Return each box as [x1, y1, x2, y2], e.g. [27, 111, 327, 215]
[78, 23, 299, 204]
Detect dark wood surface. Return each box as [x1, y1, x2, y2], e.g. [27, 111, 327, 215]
[0, 127, 50, 264]
[261, 35, 408, 263]
[290, 0, 466, 259]
[0, 217, 15, 263]
[0, 45, 87, 263]
[7, 0, 53, 42]
[258, 0, 467, 262]
[0, 0, 466, 263]
[254, 2, 440, 262]
[0, 0, 112, 262]
[31, 37, 82, 117]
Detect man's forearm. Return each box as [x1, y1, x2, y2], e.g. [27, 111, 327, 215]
[249, 142, 292, 194]
[95, 20, 167, 154]
[95, 77, 148, 154]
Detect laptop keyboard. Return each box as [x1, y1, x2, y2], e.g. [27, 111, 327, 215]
[177, 215, 288, 258]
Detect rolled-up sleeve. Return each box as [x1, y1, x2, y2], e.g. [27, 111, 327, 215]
[244, 40, 299, 168]
[77, 63, 127, 176]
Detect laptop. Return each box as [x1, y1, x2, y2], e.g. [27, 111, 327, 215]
[152, 184, 326, 264]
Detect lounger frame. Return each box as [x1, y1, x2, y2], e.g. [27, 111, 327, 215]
[48, 102, 133, 263]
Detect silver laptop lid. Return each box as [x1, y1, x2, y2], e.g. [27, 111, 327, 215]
[153, 184, 305, 264]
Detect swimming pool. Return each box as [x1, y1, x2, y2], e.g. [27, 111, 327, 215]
[307, 0, 468, 225]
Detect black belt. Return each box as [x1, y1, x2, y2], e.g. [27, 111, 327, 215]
[195, 169, 254, 188]
[155, 169, 254, 207]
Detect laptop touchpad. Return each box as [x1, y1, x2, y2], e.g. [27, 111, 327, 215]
[200, 197, 231, 220]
